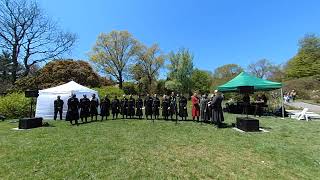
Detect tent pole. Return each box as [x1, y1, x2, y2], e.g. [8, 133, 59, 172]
[280, 88, 284, 119]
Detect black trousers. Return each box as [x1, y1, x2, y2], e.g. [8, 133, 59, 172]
[54, 109, 63, 120]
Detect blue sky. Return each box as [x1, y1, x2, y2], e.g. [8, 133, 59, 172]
[39, 0, 320, 73]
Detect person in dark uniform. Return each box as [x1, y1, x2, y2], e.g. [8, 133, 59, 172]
[128, 95, 136, 119]
[169, 92, 178, 121]
[242, 94, 250, 115]
[66, 94, 79, 125]
[135, 95, 143, 119]
[90, 94, 99, 121]
[100, 95, 110, 121]
[153, 94, 161, 119]
[121, 95, 128, 119]
[200, 94, 209, 123]
[211, 90, 224, 128]
[254, 94, 264, 117]
[111, 96, 120, 120]
[162, 95, 170, 120]
[179, 94, 188, 121]
[144, 94, 153, 120]
[79, 94, 90, 123]
[54, 96, 64, 120]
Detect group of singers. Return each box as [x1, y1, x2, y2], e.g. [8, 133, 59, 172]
[53, 90, 225, 127]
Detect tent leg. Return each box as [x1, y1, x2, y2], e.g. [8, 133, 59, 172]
[280, 88, 285, 119]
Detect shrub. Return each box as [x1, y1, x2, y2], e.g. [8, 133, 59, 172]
[283, 75, 320, 99]
[0, 93, 31, 119]
[93, 86, 124, 98]
[122, 82, 137, 95]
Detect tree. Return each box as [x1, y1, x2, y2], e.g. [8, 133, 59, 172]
[167, 48, 194, 94]
[134, 44, 164, 93]
[191, 69, 212, 94]
[15, 59, 101, 90]
[247, 59, 274, 79]
[212, 64, 243, 89]
[286, 34, 320, 78]
[213, 64, 243, 79]
[0, 0, 76, 83]
[90, 30, 141, 89]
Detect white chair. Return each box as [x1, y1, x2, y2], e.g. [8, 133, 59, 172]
[291, 108, 309, 120]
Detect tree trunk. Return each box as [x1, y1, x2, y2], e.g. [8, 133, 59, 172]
[119, 72, 123, 89]
[11, 45, 19, 84]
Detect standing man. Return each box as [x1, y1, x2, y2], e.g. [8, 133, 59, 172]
[211, 90, 224, 128]
[162, 95, 170, 120]
[66, 94, 79, 125]
[136, 95, 144, 119]
[200, 94, 209, 122]
[144, 94, 153, 120]
[111, 96, 120, 120]
[179, 94, 188, 121]
[128, 95, 136, 119]
[54, 96, 64, 120]
[191, 92, 200, 122]
[100, 95, 111, 121]
[79, 94, 90, 123]
[169, 92, 178, 121]
[90, 94, 99, 121]
[121, 95, 128, 119]
[153, 94, 161, 120]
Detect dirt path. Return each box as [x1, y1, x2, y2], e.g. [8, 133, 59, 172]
[286, 101, 320, 113]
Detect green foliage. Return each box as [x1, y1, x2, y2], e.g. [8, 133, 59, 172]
[0, 93, 31, 119]
[167, 48, 194, 94]
[165, 80, 182, 92]
[15, 59, 101, 90]
[122, 82, 137, 95]
[191, 69, 212, 94]
[286, 34, 320, 79]
[283, 75, 320, 100]
[93, 86, 125, 98]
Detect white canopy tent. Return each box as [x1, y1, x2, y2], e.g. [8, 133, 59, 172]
[35, 81, 100, 120]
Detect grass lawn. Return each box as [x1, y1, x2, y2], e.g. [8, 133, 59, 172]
[0, 114, 319, 179]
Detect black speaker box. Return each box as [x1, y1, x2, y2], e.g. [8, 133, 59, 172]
[236, 117, 259, 132]
[19, 118, 43, 129]
[238, 86, 254, 94]
[25, 90, 39, 98]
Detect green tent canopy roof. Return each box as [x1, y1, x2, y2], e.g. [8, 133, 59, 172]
[217, 72, 282, 92]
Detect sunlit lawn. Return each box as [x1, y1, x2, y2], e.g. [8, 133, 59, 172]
[0, 113, 319, 179]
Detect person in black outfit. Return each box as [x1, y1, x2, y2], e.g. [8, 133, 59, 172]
[90, 94, 99, 121]
[144, 94, 153, 120]
[66, 94, 80, 125]
[200, 94, 209, 123]
[136, 95, 143, 119]
[79, 94, 90, 123]
[100, 95, 111, 121]
[179, 94, 188, 121]
[242, 94, 250, 115]
[128, 95, 136, 119]
[254, 94, 265, 117]
[169, 92, 178, 121]
[54, 96, 64, 120]
[153, 94, 161, 120]
[162, 95, 170, 120]
[121, 95, 128, 119]
[211, 90, 224, 128]
[111, 96, 120, 120]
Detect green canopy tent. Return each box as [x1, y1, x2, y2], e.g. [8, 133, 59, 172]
[217, 72, 284, 118]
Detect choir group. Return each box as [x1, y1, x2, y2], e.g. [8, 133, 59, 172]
[54, 90, 224, 127]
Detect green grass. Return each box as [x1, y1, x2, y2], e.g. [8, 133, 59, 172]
[0, 114, 320, 179]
